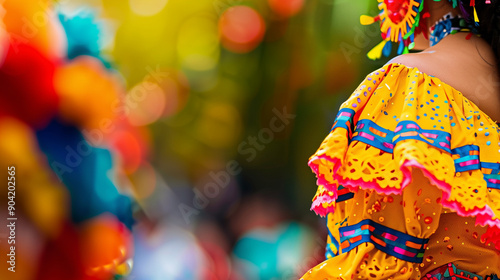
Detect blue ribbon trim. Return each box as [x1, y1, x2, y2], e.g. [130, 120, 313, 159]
[339, 219, 428, 263]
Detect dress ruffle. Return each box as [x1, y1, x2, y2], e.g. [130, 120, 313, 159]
[309, 63, 500, 249]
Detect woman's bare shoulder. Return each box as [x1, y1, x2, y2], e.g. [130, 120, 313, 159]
[386, 52, 500, 121]
[386, 52, 445, 76]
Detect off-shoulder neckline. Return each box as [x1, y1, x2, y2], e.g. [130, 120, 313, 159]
[382, 62, 499, 124]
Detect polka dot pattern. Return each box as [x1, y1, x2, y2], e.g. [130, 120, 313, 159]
[304, 63, 500, 279]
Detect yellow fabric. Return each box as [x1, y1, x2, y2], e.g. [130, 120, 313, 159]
[303, 63, 500, 279]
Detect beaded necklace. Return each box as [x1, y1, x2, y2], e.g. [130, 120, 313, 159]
[429, 13, 477, 46]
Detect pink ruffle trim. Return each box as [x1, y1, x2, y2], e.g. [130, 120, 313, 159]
[309, 152, 500, 246]
[309, 154, 341, 193]
[310, 194, 336, 217]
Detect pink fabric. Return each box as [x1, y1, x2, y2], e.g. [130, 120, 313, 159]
[309, 144, 500, 234]
[359, 132, 375, 141]
[382, 232, 398, 241]
[422, 132, 438, 139]
[393, 247, 415, 257]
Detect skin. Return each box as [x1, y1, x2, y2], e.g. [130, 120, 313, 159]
[388, 0, 500, 121]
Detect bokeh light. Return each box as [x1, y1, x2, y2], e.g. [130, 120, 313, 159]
[160, 73, 190, 117]
[127, 81, 167, 126]
[177, 16, 220, 71]
[219, 6, 266, 53]
[3, 0, 381, 279]
[268, 0, 305, 17]
[129, 0, 169, 16]
[109, 128, 146, 174]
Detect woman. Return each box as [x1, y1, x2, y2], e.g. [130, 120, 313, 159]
[302, 0, 500, 279]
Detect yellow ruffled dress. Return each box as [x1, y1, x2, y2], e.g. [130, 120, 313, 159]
[302, 63, 500, 280]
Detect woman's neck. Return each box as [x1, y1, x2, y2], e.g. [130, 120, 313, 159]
[413, 0, 461, 50]
[427, 0, 461, 27]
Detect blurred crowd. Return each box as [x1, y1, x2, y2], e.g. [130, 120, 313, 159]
[0, 0, 385, 279]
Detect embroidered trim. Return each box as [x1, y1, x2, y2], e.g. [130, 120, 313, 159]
[332, 110, 500, 190]
[331, 108, 355, 135]
[483, 162, 500, 190]
[336, 186, 354, 203]
[452, 145, 480, 172]
[339, 219, 428, 263]
[352, 119, 452, 154]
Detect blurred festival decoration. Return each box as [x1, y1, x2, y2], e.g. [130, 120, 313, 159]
[0, 0, 385, 279]
[0, 0, 135, 279]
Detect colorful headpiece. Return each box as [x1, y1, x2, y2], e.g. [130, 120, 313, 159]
[360, 0, 491, 60]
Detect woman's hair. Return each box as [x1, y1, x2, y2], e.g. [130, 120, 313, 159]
[463, 0, 500, 68]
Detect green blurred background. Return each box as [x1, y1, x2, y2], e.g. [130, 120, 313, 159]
[0, 0, 394, 279]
